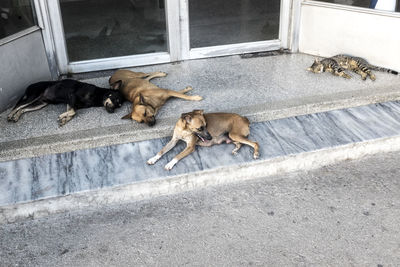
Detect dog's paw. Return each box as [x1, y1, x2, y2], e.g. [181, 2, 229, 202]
[253, 152, 259, 159]
[8, 118, 18, 123]
[58, 118, 67, 127]
[57, 115, 70, 127]
[58, 111, 74, 126]
[180, 86, 193, 94]
[191, 95, 203, 101]
[7, 114, 16, 122]
[8, 111, 21, 122]
[165, 159, 178, 170]
[147, 155, 160, 165]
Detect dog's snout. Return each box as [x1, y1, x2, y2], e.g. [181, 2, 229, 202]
[205, 131, 212, 140]
[147, 116, 156, 126]
[105, 104, 115, 113]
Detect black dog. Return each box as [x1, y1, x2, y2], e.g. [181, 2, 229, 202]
[7, 79, 124, 126]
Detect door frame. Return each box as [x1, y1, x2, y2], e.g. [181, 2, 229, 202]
[41, 0, 291, 74]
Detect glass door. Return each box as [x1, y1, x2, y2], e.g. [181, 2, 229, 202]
[189, 0, 280, 48]
[60, 0, 167, 62]
[185, 0, 290, 59]
[47, 0, 172, 74]
[45, 0, 290, 74]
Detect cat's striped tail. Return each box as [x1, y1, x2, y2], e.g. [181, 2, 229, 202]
[368, 64, 398, 75]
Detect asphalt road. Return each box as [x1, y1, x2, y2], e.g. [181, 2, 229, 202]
[1, 151, 400, 266]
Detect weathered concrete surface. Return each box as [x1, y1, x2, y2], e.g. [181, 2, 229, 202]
[1, 151, 400, 266]
[1, 53, 399, 162]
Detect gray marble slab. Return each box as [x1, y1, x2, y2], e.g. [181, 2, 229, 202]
[2, 101, 400, 206]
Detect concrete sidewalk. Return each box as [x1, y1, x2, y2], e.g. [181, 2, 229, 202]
[1, 150, 399, 266]
[1, 53, 399, 162]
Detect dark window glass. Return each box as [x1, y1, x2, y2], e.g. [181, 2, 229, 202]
[60, 0, 167, 62]
[0, 0, 36, 39]
[189, 0, 281, 48]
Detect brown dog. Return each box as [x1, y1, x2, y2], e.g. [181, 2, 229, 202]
[109, 69, 202, 126]
[147, 110, 259, 170]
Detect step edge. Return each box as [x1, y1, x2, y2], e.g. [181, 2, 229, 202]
[1, 134, 400, 224]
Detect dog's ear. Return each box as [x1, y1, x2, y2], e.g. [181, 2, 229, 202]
[121, 113, 132, 120]
[193, 109, 204, 115]
[139, 94, 145, 105]
[110, 80, 122, 90]
[184, 114, 192, 123]
[181, 112, 192, 123]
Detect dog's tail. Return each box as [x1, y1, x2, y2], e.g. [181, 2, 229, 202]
[13, 81, 58, 108]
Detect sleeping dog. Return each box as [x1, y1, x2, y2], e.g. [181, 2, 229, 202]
[7, 79, 124, 126]
[109, 70, 202, 126]
[147, 110, 259, 170]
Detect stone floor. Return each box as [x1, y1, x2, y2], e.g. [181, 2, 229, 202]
[1, 53, 399, 162]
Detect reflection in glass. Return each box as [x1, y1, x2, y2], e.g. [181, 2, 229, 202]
[316, 0, 369, 8]
[315, 0, 398, 11]
[60, 0, 167, 62]
[0, 0, 36, 39]
[189, 0, 280, 48]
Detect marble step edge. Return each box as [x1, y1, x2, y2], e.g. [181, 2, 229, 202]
[2, 87, 400, 163]
[2, 134, 400, 224]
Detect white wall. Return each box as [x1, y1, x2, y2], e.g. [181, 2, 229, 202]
[299, 3, 400, 71]
[0, 30, 51, 112]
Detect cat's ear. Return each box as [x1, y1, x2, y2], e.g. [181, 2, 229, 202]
[314, 58, 320, 63]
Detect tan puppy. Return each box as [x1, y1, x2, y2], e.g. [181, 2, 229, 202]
[109, 69, 203, 126]
[147, 110, 259, 170]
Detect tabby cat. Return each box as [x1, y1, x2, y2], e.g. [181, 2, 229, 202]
[308, 54, 398, 80]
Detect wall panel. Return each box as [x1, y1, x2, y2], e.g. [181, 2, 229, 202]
[299, 4, 400, 71]
[0, 30, 51, 112]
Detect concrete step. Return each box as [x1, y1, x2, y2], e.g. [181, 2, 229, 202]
[1, 53, 400, 162]
[2, 101, 400, 223]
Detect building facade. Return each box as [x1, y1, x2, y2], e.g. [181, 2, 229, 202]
[0, 0, 399, 112]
